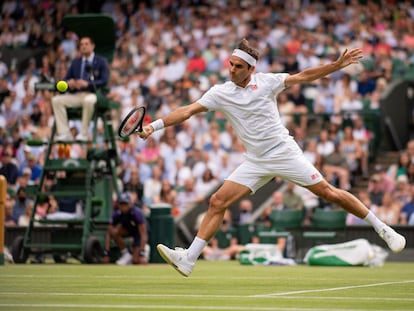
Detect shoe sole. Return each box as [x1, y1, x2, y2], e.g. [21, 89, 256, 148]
[157, 244, 189, 277]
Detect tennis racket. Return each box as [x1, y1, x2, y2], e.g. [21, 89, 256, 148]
[118, 106, 146, 138]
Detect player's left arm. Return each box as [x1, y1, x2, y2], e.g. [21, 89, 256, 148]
[285, 48, 363, 87]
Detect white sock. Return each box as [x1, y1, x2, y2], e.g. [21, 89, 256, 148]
[187, 236, 207, 263]
[121, 248, 128, 255]
[363, 211, 386, 232]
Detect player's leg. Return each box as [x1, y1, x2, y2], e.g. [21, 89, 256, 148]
[196, 181, 251, 242]
[157, 180, 251, 276]
[267, 147, 405, 254]
[306, 179, 369, 218]
[306, 179, 406, 253]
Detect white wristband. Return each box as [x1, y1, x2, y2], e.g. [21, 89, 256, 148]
[149, 119, 164, 131]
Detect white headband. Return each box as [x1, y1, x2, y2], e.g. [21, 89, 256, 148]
[232, 49, 257, 66]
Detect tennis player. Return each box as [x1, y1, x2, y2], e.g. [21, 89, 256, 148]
[141, 39, 406, 277]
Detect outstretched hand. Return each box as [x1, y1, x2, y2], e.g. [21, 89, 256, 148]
[336, 48, 364, 69]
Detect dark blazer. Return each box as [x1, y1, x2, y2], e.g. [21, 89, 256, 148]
[65, 54, 109, 93]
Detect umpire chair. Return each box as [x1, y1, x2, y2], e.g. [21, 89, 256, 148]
[11, 14, 121, 264]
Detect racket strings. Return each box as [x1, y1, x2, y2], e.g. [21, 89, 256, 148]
[118, 107, 146, 138]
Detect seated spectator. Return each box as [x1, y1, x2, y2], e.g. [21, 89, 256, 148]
[217, 152, 234, 182]
[406, 139, 414, 163]
[407, 161, 414, 184]
[369, 77, 387, 110]
[316, 129, 335, 158]
[0, 149, 18, 187]
[15, 167, 33, 190]
[313, 76, 335, 115]
[356, 69, 376, 97]
[1, 96, 19, 130]
[160, 135, 186, 180]
[187, 49, 206, 73]
[156, 179, 178, 215]
[123, 167, 144, 206]
[18, 200, 33, 226]
[376, 192, 400, 225]
[169, 158, 193, 189]
[303, 138, 322, 171]
[33, 114, 51, 141]
[393, 175, 411, 207]
[202, 210, 244, 261]
[287, 84, 308, 133]
[321, 142, 351, 190]
[195, 168, 219, 197]
[140, 136, 160, 165]
[175, 178, 203, 216]
[42, 191, 84, 220]
[333, 73, 362, 123]
[389, 151, 411, 181]
[5, 192, 17, 226]
[18, 152, 42, 185]
[339, 125, 362, 177]
[368, 174, 385, 207]
[283, 182, 304, 210]
[176, 121, 194, 151]
[269, 190, 287, 211]
[352, 115, 371, 178]
[400, 184, 414, 225]
[371, 164, 395, 193]
[12, 186, 29, 221]
[103, 193, 148, 265]
[143, 165, 163, 207]
[277, 92, 295, 128]
[326, 121, 342, 145]
[234, 199, 254, 225]
[191, 150, 212, 181]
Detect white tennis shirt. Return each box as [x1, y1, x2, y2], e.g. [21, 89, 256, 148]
[198, 72, 292, 158]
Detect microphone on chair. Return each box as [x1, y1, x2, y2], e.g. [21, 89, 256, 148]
[84, 62, 97, 93]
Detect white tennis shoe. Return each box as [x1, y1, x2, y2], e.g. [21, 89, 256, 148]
[157, 244, 194, 277]
[116, 251, 132, 265]
[378, 226, 406, 253]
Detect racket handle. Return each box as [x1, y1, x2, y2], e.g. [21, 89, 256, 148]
[136, 129, 147, 136]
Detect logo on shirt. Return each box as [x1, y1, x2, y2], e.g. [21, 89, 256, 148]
[310, 173, 319, 180]
[251, 84, 258, 90]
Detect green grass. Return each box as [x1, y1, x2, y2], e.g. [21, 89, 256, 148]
[1, 261, 414, 311]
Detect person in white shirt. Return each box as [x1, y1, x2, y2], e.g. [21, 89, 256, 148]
[139, 38, 406, 277]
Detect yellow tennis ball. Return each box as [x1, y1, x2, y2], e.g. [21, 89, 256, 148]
[56, 80, 68, 92]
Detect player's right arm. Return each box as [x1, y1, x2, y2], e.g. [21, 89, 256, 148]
[140, 102, 208, 139]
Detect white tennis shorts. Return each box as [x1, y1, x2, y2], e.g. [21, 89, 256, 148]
[226, 141, 323, 194]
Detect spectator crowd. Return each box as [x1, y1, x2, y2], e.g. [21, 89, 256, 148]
[1, 0, 414, 231]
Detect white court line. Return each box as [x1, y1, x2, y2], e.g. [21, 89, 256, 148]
[252, 280, 414, 298]
[1, 292, 414, 302]
[0, 303, 410, 311]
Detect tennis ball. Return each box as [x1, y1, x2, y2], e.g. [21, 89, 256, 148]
[56, 80, 68, 93]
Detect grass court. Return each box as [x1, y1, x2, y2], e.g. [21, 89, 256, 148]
[1, 261, 414, 311]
